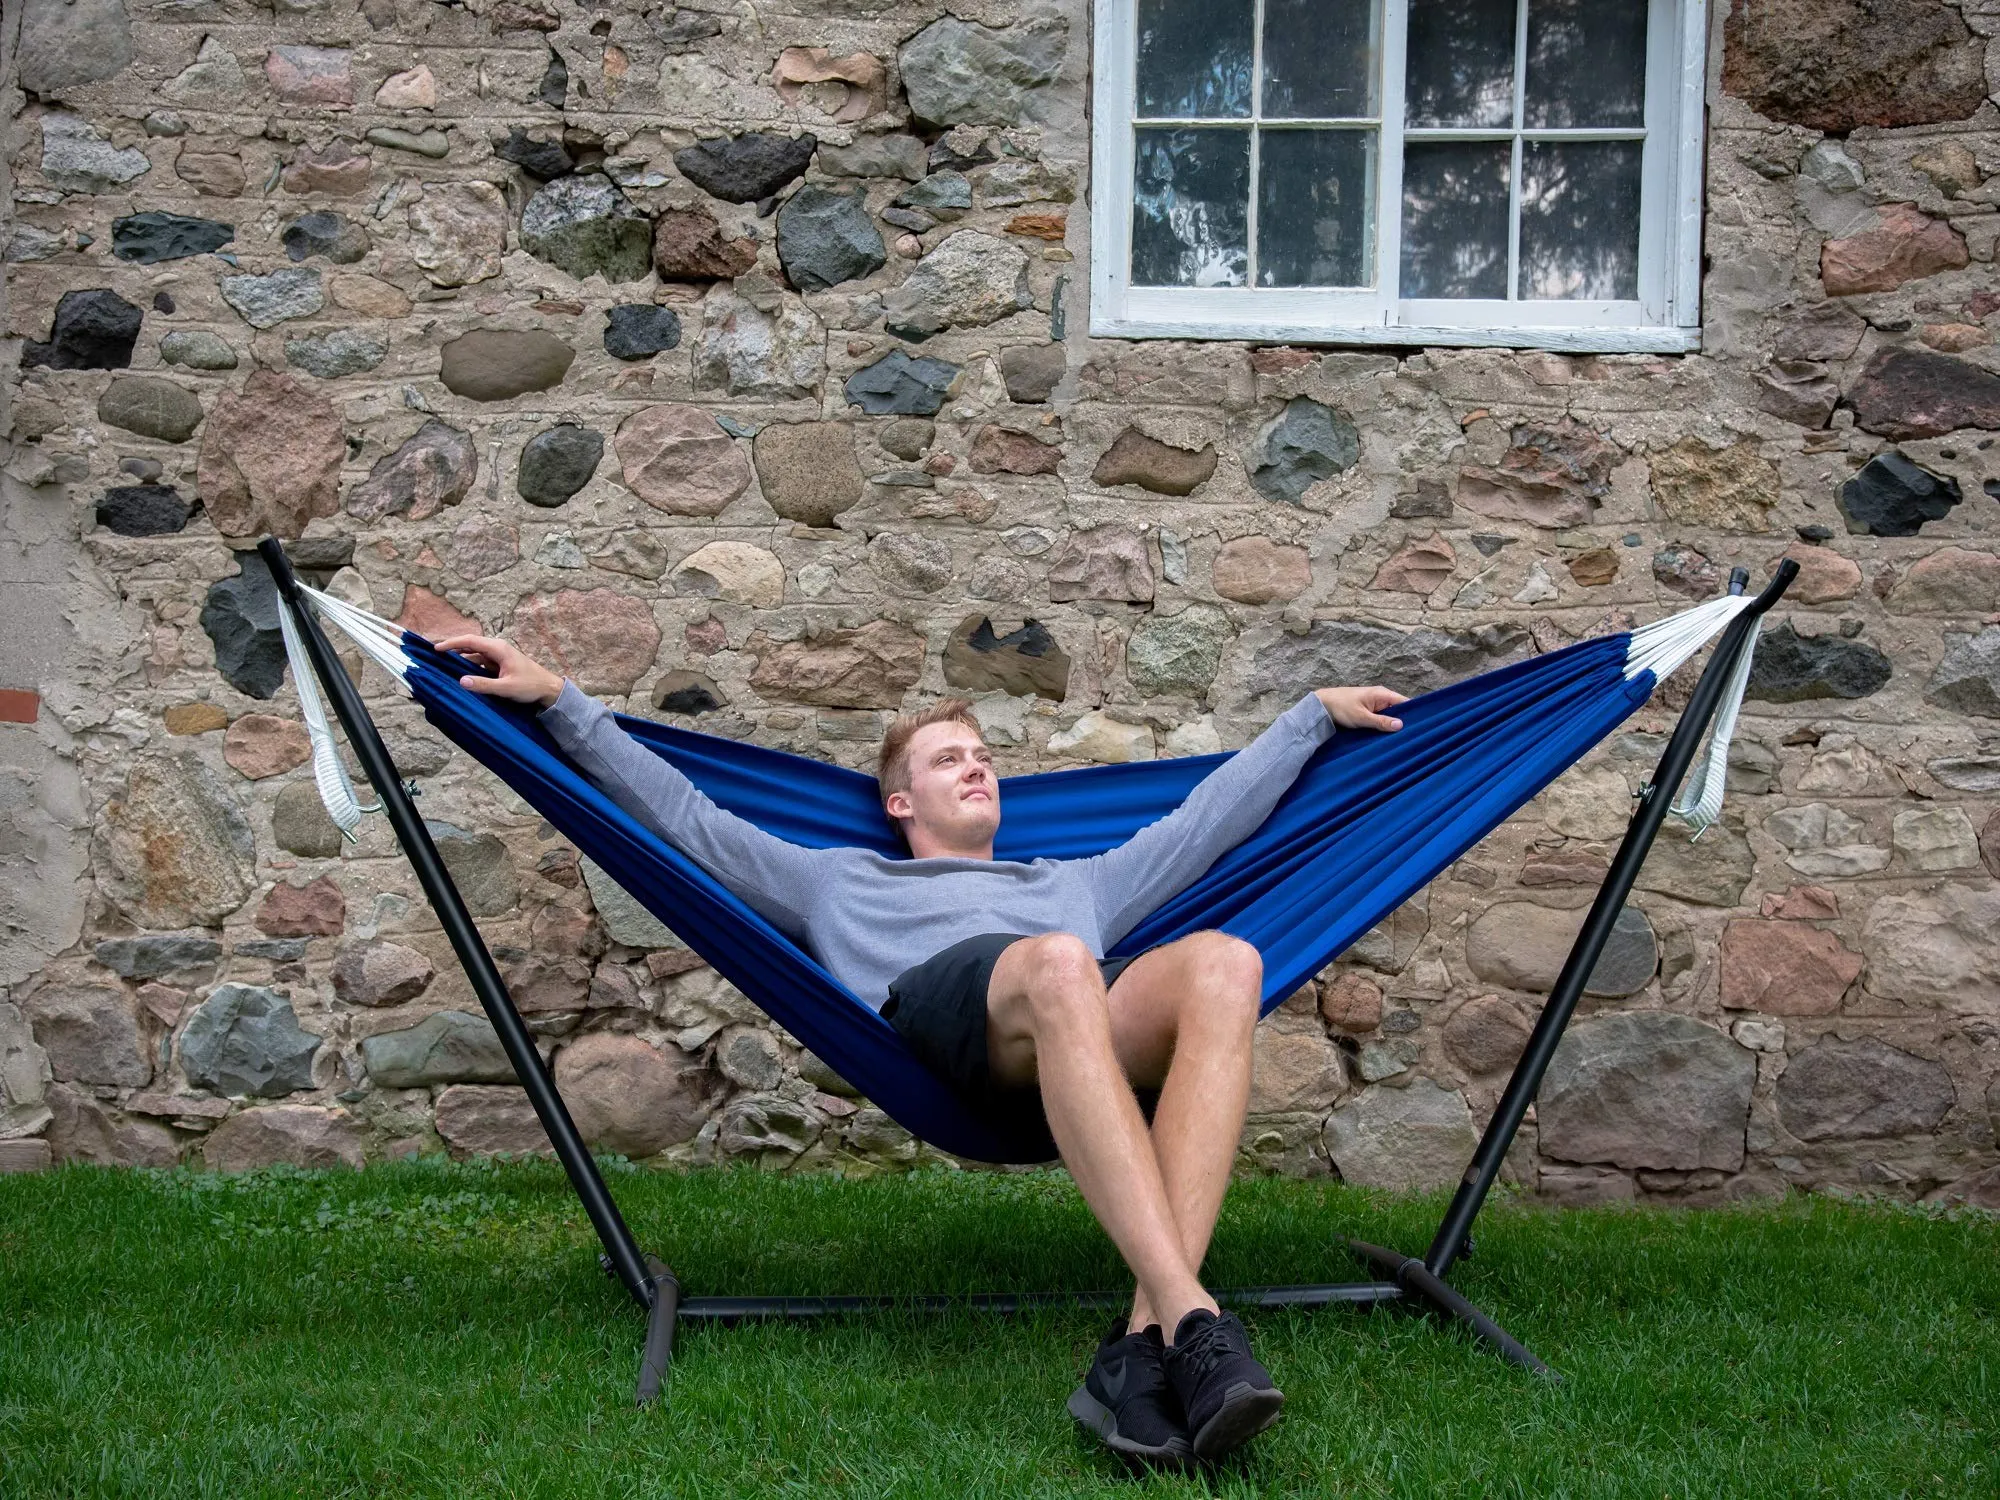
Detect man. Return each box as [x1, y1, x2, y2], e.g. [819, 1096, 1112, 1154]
[437, 629, 1405, 1468]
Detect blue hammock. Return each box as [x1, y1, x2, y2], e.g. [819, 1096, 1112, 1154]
[285, 590, 1756, 1165]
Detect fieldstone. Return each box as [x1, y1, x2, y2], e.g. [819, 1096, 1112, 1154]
[1090, 428, 1217, 496]
[603, 304, 682, 360]
[173, 142, 245, 196]
[518, 424, 603, 506]
[1841, 454, 1963, 540]
[1127, 605, 1233, 696]
[817, 134, 927, 180]
[1849, 348, 2000, 440]
[1889, 547, 2000, 612]
[1247, 396, 1362, 505]
[255, 874, 344, 938]
[1778, 1037, 1954, 1142]
[45, 1086, 179, 1168]
[1649, 437, 1779, 532]
[281, 140, 372, 196]
[1539, 1013, 1752, 1171]
[438, 330, 575, 400]
[535, 46, 567, 106]
[509, 590, 661, 695]
[179, 984, 320, 1097]
[219, 267, 323, 329]
[285, 327, 387, 380]
[999, 344, 1065, 404]
[1721, 0, 1985, 131]
[408, 182, 508, 287]
[273, 781, 342, 857]
[844, 349, 960, 415]
[23, 986, 149, 1087]
[434, 1085, 550, 1155]
[1984, 809, 2000, 877]
[1757, 362, 1840, 427]
[970, 425, 1061, 475]
[110, 212, 232, 266]
[1239, 619, 1528, 712]
[1747, 623, 1892, 702]
[1927, 755, 2000, 793]
[345, 420, 478, 524]
[1861, 884, 2000, 1008]
[751, 422, 864, 526]
[265, 45, 352, 104]
[94, 751, 256, 927]
[674, 132, 817, 202]
[20, 288, 142, 370]
[898, 15, 1067, 127]
[361, 1011, 512, 1089]
[885, 231, 1033, 339]
[1212, 537, 1312, 604]
[396, 586, 479, 642]
[376, 63, 436, 108]
[1633, 818, 1756, 906]
[93, 378, 201, 446]
[1891, 805, 1980, 871]
[651, 671, 727, 716]
[943, 615, 1070, 701]
[578, 858, 681, 948]
[423, 821, 519, 915]
[1048, 526, 1153, 602]
[91, 932, 221, 982]
[1323, 1080, 1476, 1191]
[719, 1094, 823, 1157]
[749, 619, 925, 709]
[1250, 1023, 1343, 1113]
[869, 533, 954, 595]
[97, 485, 190, 537]
[1442, 995, 1530, 1076]
[166, 35, 245, 104]
[775, 185, 886, 292]
[690, 281, 825, 399]
[675, 541, 786, 606]
[220, 714, 308, 781]
[160, 330, 237, 371]
[39, 113, 151, 193]
[1464, 902, 1657, 997]
[1372, 533, 1457, 594]
[198, 373, 343, 537]
[1566, 548, 1620, 589]
[1718, 919, 1862, 1015]
[520, 174, 652, 282]
[1, 1001, 52, 1135]
[895, 171, 973, 217]
[1772, 301, 1866, 363]
[1047, 711, 1154, 763]
[330, 941, 434, 1008]
[1926, 627, 2000, 717]
[1824, 203, 1968, 297]
[651, 205, 757, 279]
[18, 0, 133, 92]
[205, 1106, 364, 1171]
[554, 1033, 713, 1156]
[716, 1026, 783, 1092]
[1312, 973, 1377, 1034]
[615, 404, 752, 516]
[1457, 418, 1614, 526]
[491, 125, 571, 180]
[1769, 545, 1862, 604]
[1542, 766, 1631, 841]
[281, 211, 369, 264]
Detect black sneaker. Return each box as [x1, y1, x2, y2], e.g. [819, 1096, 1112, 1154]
[1163, 1308, 1284, 1462]
[1067, 1318, 1193, 1469]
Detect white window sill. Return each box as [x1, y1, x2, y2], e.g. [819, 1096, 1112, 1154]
[1086, 315, 1703, 354]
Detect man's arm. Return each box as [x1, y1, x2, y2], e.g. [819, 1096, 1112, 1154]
[437, 634, 820, 941]
[1085, 687, 1403, 949]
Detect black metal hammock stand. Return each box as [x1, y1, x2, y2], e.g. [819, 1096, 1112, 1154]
[258, 536, 1797, 1404]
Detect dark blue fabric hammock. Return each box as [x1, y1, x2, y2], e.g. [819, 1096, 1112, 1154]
[351, 625, 1671, 1165]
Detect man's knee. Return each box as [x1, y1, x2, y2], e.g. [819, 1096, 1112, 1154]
[1177, 932, 1263, 1026]
[1008, 932, 1108, 1024]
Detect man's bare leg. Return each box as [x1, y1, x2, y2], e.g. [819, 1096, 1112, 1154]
[1101, 931, 1263, 1334]
[986, 933, 1217, 1339]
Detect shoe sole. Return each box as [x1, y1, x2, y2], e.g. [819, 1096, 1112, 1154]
[1189, 1381, 1286, 1462]
[1067, 1386, 1194, 1469]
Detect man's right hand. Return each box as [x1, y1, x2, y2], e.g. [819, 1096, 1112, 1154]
[434, 634, 566, 710]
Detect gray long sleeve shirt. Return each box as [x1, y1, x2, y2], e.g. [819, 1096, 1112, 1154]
[539, 683, 1338, 1009]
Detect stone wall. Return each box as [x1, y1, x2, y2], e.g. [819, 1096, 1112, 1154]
[2, 0, 1997, 1205]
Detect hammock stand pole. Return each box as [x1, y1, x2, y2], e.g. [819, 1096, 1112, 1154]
[257, 536, 1796, 1401]
[257, 539, 682, 1404]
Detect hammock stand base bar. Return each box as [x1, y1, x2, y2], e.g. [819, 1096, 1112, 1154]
[257, 539, 1794, 1406]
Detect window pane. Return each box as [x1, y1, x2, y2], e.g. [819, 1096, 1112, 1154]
[1132, 127, 1250, 286]
[1258, 129, 1375, 286]
[1263, 0, 1378, 119]
[1525, 0, 1647, 128]
[1405, 0, 1516, 128]
[1519, 140, 1642, 299]
[1136, 0, 1252, 117]
[1400, 141, 1510, 298]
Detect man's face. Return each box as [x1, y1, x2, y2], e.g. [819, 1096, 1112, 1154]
[888, 721, 1001, 848]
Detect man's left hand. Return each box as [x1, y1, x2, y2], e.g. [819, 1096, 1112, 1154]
[1314, 685, 1408, 732]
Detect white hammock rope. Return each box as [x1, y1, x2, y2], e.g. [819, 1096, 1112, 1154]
[278, 584, 1762, 842]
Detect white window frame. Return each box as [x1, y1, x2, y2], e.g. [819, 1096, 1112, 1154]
[1088, 0, 1707, 352]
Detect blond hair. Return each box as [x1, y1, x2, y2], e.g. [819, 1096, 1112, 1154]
[878, 698, 983, 833]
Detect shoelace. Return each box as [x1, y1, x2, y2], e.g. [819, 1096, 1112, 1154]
[1169, 1316, 1239, 1386]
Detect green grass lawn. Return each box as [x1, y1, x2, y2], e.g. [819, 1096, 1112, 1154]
[1, 1160, 1994, 1499]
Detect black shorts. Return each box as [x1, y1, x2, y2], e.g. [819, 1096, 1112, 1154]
[881, 932, 1152, 1152]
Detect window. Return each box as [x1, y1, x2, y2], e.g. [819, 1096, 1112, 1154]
[1089, 0, 1707, 350]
